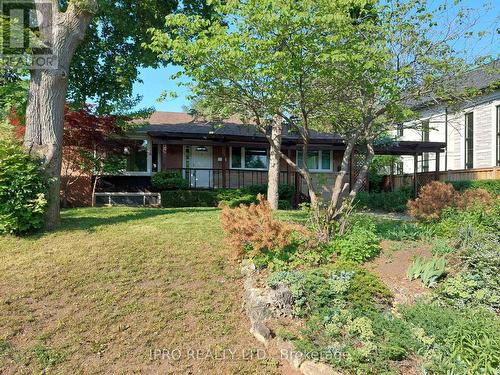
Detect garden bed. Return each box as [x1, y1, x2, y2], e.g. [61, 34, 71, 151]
[225, 185, 500, 374]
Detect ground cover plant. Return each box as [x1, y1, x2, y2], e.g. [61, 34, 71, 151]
[219, 181, 500, 374]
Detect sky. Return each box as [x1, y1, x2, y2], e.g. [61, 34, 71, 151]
[131, 0, 499, 114]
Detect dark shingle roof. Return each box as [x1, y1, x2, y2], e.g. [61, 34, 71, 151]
[139, 111, 342, 142]
[412, 58, 500, 109]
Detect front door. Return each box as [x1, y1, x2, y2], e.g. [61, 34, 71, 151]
[186, 146, 213, 188]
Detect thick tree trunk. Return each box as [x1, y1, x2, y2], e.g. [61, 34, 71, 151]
[23, 2, 95, 229]
[25, 68, 68, 228]
[267, 120, 283, 210]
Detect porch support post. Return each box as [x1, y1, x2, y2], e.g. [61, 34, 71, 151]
[222, 145, 228, 188]
[161, 145, 168, 172]
[435, 151, 440, 182]
[413, 153, 418, 198]
[287, 148, 292, 185]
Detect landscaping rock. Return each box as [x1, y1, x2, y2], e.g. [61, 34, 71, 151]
[300, 360, 340, 375]
[269, 283, 294, 317]
[250, 320, 272, 345]
[276, 338, 304, 369]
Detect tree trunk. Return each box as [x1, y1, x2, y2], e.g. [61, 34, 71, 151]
[267, 120, 283, 210]
[23, 2, 95, 229]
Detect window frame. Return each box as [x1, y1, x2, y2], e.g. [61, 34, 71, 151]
[396, 161, 404, 175]
[229, 146, 269, 171]
[296, 148, 334, 172]
[464, 112, 474, 170]
[118, 136, 160, 177]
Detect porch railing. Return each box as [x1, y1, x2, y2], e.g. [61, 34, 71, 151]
[165, 168, 297, 190]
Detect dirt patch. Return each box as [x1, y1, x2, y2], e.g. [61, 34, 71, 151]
[365, 240, 432, 305]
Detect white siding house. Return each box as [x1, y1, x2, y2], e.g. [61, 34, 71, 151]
[397, 61, 500, 174]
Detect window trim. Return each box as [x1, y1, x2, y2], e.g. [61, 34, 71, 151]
[296, 148, 334, 172]
[116, 136, 158, 177]
[464, 112, 474, 170]
[229, 146, 269, 171]
[395, 161, 404, 175]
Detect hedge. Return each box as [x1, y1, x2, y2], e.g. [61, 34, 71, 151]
[161, 190, 218, 208]
[151, 172, 188, 190]
[355, 185, 414, 213]
[160, 183, 296, 208]
[448, 179, 500, 196]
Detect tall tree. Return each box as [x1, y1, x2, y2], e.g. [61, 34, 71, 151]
[149, 0, 490, 238]
[15, 0, 214, 228]
[147, 0, 371, 211]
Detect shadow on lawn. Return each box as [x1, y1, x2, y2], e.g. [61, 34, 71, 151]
[38, 207, 220, 235]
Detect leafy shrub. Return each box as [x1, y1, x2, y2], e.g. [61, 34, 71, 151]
[407, 256, 447, 287]
[244, 183, 295, 201]
[355, 185, 413, 212]
[160, 190, 217, 207]
[214, 188, 247, 201]
[220, 194, 310, 257]
[161, 184, 296, 208]
[218, 194, 257, 208]
[331, 222, 381, 263]
[450, 179, 500, 196]
[433, 201, 499, 238]
[407, 181, 457, 221]
[151, 171, 189, 190]
[278, 199, 290, 210]
[0, 140, 47, 234]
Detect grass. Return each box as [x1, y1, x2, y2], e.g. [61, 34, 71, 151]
[0, 207, 281, 374]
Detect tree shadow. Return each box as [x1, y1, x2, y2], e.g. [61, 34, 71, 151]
[23, 207, 221, 238]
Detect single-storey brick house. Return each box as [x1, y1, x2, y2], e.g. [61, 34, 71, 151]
[63, 111, 445, 207]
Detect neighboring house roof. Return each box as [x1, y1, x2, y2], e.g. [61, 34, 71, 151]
[457, 58, 500, 91]
[412, 58, 500, 109]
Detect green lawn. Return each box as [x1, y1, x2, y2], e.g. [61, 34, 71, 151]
[0, 207, 283, 374]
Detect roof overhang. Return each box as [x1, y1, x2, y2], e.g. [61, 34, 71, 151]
[148, 131, 445, 156]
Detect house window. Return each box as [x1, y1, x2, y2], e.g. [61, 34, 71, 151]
[396, 123, 404, 137]
[496, 105, 500, 167]
[396, 161, 404, 175]
[421, 153, 429, 172]
[124, 139, 148, 172]
[465, 112, 474, 169]
[296, 149, 333, 171]
[230, 147, 268, 169]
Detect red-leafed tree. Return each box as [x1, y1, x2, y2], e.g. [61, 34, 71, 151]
[62, 105, 130, 207]
[12, 105, 130, 207]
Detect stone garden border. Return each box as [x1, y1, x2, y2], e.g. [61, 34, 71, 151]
[241, 261, 341, 375]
